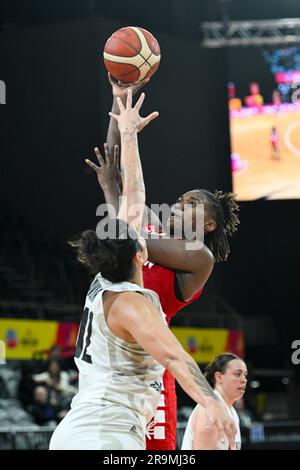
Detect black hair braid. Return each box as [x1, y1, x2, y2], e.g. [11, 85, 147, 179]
[204, 190, 240, 262]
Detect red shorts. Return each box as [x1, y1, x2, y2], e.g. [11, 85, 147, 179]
[146, 369, 177, 450]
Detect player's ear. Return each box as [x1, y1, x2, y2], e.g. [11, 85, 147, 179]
[134, 246, 147, 267]
[204, 219, 217, 233]
[214, 371, 222, 385]
[135, 251, 144, 264]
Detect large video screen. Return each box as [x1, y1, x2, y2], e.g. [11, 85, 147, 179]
[229, 45, 300, 200]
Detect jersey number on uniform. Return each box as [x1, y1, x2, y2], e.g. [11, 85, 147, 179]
[75, 307, 93, 364]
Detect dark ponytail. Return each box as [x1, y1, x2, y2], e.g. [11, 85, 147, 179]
[69, 220, 142, 283]
[204, 353, 240, 388]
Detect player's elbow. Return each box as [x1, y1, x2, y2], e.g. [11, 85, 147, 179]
[196, 245, 214, 268]
[184, 244, 214, 274]
[163, 354, 183, 374]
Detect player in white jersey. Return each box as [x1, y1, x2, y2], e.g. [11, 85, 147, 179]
[49, 264, 166, 450]
[181, 353, 247, 450]
[50, 90, 236, 450]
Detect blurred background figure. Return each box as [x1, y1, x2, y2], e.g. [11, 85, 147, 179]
[270, 126, 280, 160]
[30, 386, 57, 426]
[33, 359, 77, 410]
[234, 398, 255, 428]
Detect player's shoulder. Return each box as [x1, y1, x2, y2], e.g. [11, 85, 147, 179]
[232, 406, 240, 423]
[110, 291, 153, 323]
[112, 290, 151, 309]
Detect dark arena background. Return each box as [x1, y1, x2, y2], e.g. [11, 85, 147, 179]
[0, 0, 300, 452]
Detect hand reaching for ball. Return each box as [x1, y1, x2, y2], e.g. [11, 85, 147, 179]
[109, 89, 159, 137]
[108, 73, 150, 99]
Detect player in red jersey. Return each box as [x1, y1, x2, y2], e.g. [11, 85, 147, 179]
[86, 76, 240, 450]
[270, 126, 280, 160]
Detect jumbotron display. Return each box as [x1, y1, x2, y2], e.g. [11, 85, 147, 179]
[229, 45, 300, 200]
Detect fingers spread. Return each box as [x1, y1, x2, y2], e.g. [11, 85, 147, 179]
[85, 159, 99, 173]
[134, 92, 145, 111]
[139, 111, 159, 130]
[126, 88, 132, 108]
[114, 144, 120, 166]
[104, 143, 111, 163]
[94, 147, 104, 165]
[109, 111, 119, 121]
[116, 98, 125, 113]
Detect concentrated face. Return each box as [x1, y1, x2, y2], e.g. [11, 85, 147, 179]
[166, 190, 216, 238]
[216, 359, 248, 402]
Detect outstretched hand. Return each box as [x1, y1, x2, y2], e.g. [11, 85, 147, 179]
[109, 88, 159, 136]
[85, 143, 122, 191]
[204, 399, 237, 450]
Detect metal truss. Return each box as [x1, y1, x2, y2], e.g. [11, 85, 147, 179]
[201, 18, 300, 47]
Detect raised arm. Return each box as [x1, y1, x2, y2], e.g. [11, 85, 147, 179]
[106, 73, 150, 158]
[86, 76, 155, 223]
[109, 89, 158, 231]
[110, 291, 236, 448]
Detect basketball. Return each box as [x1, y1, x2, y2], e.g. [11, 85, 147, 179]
[103, 26, 161, 83]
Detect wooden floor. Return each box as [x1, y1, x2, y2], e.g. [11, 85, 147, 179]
[231, 110, 300, 200]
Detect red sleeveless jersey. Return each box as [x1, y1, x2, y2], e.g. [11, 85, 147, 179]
[142, 262, 203, 450]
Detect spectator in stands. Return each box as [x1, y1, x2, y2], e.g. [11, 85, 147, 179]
[30, 386, 57, 426]
[47, 344, 74, 370]
[33, 359, 77, 409]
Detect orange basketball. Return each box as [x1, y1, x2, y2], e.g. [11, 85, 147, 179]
[103, 26, 161, 83]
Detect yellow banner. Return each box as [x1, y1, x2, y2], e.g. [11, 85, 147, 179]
[0, 319, 57, 360]
[171, 327, 240, 363]
[0, 319, 243, 363]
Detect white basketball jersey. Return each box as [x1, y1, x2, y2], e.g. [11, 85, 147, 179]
[181, 390, 241, 450]
[71, 273, 166, 424]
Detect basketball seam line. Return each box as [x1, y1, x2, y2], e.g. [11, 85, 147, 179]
[113, 33, 142, 57]
[110, 34, 157, 64]
[118, 53, 155, 79]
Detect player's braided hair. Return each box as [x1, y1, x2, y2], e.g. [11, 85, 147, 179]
[197, 189, 240, 262]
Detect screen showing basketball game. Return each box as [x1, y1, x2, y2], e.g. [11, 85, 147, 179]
[228, 45, 300, 200]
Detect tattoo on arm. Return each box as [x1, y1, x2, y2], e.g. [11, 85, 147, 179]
[121, 161, 145, 192]
[186, 360, 217, 400]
